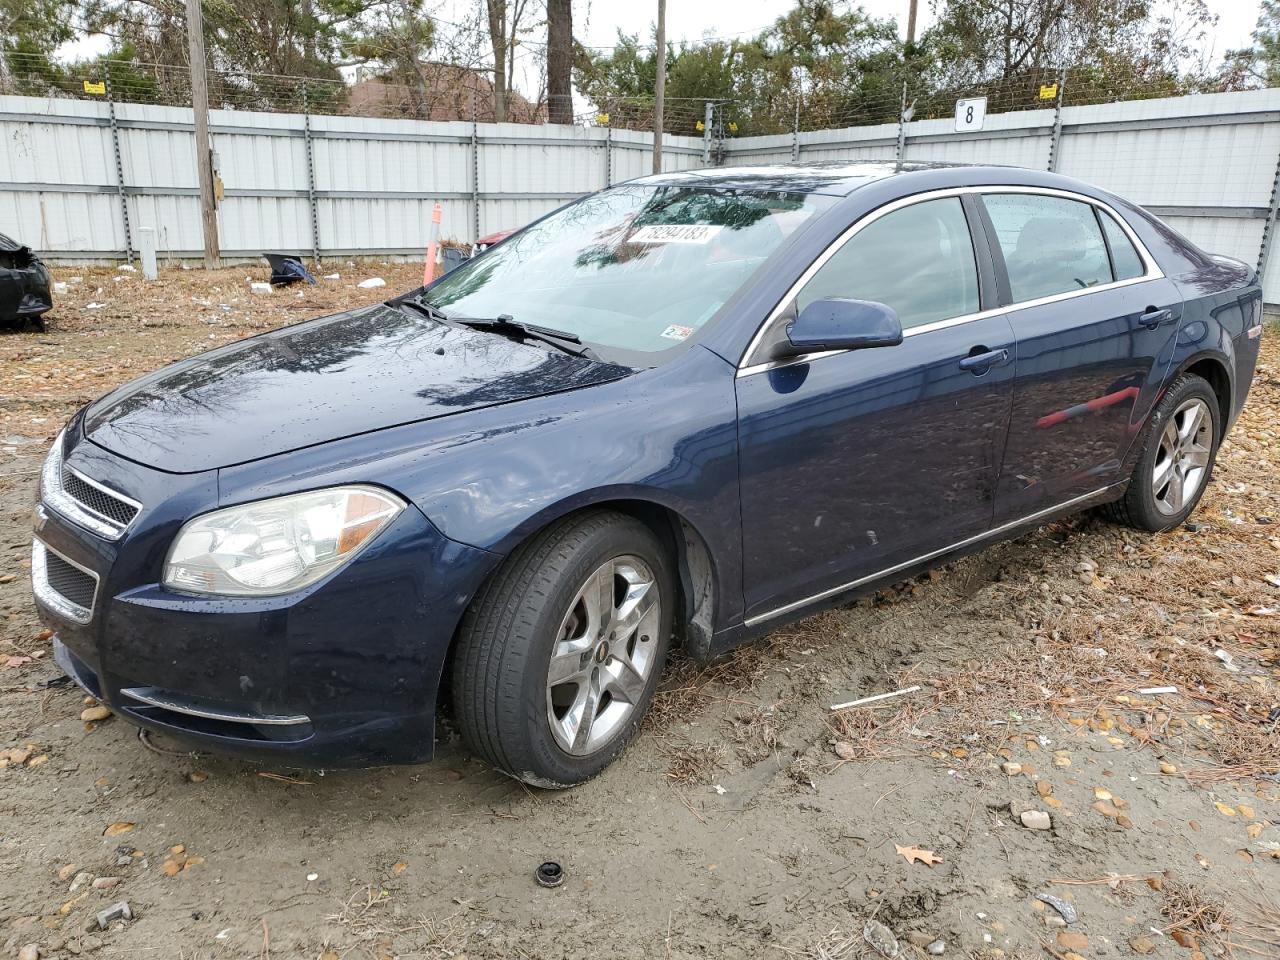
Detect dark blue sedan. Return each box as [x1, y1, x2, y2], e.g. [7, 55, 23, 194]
[32, 161, 1262, 786]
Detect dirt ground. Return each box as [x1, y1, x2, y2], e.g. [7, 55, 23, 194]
[1, 265, 1278, 960]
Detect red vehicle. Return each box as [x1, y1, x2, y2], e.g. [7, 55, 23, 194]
[473, 228, 515, 254]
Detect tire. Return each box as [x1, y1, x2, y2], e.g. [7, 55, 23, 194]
[1107, 373, 1220, 532]
[451, 510, 675, 788]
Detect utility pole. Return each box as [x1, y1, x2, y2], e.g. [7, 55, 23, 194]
[652, 0, 666, 174]
[185, 0, 219, 268]
[906, 0, 918, 46]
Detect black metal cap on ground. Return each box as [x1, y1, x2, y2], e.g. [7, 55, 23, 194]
[535, 861, 564, 888]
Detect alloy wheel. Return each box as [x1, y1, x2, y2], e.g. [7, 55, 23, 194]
[1151, 397, 1213, 516]
[545, 555, 662, 756]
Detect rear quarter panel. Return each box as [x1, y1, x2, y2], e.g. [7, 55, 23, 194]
[1168, 255, 1262, 433]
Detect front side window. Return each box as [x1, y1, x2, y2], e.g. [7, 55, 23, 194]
[424, 185, 832, 361]
[982, 194, 1113, 302]
[796, 197, 979, 330]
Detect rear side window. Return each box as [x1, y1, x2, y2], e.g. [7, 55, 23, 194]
[1099, 210, 1145, 281]
[982, 194, 1112, 302]
[797, 197, 979, 329]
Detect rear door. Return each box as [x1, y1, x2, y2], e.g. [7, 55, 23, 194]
[977, 190, 1183, 523]
[735, 194, 1016, 624]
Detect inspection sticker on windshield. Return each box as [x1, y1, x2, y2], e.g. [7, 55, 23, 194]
[630, 224, 723, 244]
[660, 324, 694, 341]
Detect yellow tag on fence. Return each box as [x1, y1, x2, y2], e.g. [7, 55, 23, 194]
[1039, 83, 1058, 100]
[83, 80, 106, 95]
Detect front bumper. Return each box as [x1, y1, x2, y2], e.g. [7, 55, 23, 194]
[33, 432, 498, 767]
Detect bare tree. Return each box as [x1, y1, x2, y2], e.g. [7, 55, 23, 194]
[485, 0, 534, 122]
[546, 0, 572, 123]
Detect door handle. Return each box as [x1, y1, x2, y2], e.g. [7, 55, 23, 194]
[958, 348, 1009, 372]
[1138, 307, 1173, 329]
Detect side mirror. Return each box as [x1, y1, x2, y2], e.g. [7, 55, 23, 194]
[784, 298, 903, 354]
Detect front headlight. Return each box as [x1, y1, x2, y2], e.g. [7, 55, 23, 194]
[163, 485, 405, 597]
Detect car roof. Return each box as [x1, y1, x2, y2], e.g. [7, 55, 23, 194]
[633, 160, 1024, 197]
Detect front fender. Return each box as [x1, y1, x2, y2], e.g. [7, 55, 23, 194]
[220, 345, 746, 628]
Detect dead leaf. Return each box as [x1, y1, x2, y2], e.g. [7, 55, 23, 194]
[894, 844, 943, 867]
[391, 861, 408, 876]
[3, 656, 32, 669]
[103, 822, 135, 837]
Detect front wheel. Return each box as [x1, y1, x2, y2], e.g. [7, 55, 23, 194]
[450, 510, 674, 788]
[1108, 373, 1220, 532]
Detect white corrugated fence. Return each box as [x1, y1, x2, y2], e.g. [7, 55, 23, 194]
[2, 87, 1279, 301]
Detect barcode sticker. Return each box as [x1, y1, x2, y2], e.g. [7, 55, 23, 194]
[629, 224, 724, 244]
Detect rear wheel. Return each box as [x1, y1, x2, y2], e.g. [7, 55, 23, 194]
[1108, 373, 1220, 532]
[451, 510, 674, 787]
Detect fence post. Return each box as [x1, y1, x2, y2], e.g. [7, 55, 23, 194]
[604, 103, 613, 187]
[471, 95, 481, 245]
[1257, 145, 1280, 283]
[300, 81, 321, 266]
[1047, 68, 1065, 172]
[895, 81, 908, 161]
[103, 62, 134, 265]
[791, 94, 800, 161]
[703, 101, 714, 165]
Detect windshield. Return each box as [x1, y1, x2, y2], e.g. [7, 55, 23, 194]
[423, 184, 833, 362]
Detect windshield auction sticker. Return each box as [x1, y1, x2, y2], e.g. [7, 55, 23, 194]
[660, 324, 694, 341]
[629, 224, 724, 244]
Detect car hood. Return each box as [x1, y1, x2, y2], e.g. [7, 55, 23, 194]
[83, 303, 631, 473]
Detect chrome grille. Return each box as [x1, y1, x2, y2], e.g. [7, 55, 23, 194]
[45, 550, 96, 609]
[40, 432, 141, 540]
[60, 464, 139, 527]
[32, 540, 98, 624]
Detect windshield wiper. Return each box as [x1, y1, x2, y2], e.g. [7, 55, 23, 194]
[452, 314, 599, 360]
[394, 296, 451, 322]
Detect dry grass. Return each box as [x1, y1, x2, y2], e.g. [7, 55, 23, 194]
[826, 510, 1280, 780]
[725, 701, 784, 763]
[660, 735, 727, 786]
[325, 884, 474, 959]
[1233, 893, 1280, 959]
[647, 612, 841, 730]
[1161, 878, 1231, 945]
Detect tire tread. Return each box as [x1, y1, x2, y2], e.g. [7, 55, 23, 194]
[450, 510, 648, 780]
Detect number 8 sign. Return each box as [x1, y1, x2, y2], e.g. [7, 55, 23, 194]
[954, 96, 987, 132]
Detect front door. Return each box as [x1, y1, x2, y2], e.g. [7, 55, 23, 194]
[735, 195, 1015, 624]
[976, 192, 1183, 522]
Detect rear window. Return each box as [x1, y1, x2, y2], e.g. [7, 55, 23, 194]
[1099, 209, 1145, 281]
[982, 194, 1113, 302]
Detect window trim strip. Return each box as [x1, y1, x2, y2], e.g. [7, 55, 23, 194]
[737, 185, 1165, 378]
